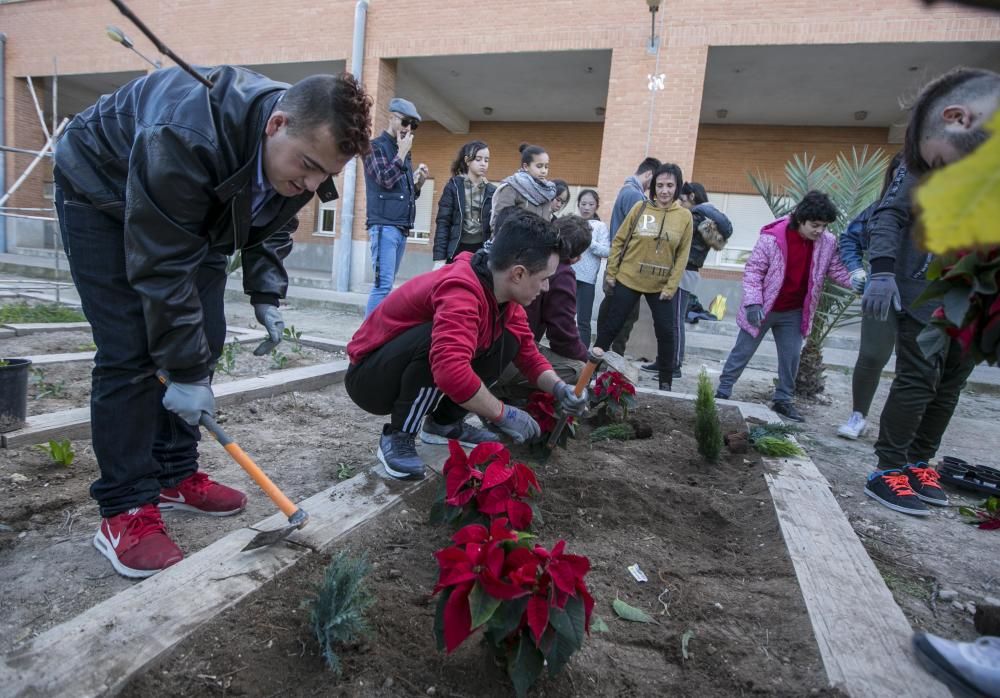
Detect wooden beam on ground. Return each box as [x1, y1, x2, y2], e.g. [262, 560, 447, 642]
[23, 351, 94, 365]
[0, 469, 431, 697]
[297, 334, 347, 352]
[1, 361, 349, 448]
[0, 328, 15, 340]
[1, 322, 91, 336]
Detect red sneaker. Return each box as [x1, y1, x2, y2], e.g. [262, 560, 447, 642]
[93, 504, 183, 578]
[159, 471, 247, 517]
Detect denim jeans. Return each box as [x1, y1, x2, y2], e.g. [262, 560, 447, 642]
[717, 309, 803, 403]
[575, 280, 596, 347]
[55, 176, 227, 516]
[365, 225, 407, 317]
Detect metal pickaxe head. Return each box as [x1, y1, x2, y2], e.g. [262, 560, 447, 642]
[242, 508, 309, 551]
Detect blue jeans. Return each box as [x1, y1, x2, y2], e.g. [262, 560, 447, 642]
[366, 225, 407, 317]
[716, 309, 803, 403]
[55, 174, 227, 516]
[575, 280, 596, 346]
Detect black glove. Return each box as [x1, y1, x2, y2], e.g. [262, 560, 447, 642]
[861, 272, 902, 321]
[746, 304, 764, 328]
[253, 303, 285, 356]
[162, 378, 214, 426]
[493, 404, 542, 444]
[553, 380, 589, 417]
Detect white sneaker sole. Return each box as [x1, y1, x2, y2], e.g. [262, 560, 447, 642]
[93, 531, 162, 579]
[377, 446, 425, 480]
[836, 426, 864, 440]
[158, 501, 245, 517]
[419, 430, 497, 450]
[863, 487, 931, 516]
[913, 491, 949, 506]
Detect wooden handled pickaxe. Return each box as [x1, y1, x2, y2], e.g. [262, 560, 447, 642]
[546, 347, 605, 449]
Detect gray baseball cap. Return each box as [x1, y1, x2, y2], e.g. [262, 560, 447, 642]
[389, 97, 421, 122]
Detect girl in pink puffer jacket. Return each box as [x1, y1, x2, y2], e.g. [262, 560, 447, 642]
[716, 191, 853, 422]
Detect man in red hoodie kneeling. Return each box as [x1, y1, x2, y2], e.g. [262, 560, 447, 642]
[345, 210, 590, 479]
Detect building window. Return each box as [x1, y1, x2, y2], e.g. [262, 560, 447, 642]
[408, 178, 434, 243]
[704, 192, 775, 269]
[42, 180, 54, 201]
[315, 199, 337, 238]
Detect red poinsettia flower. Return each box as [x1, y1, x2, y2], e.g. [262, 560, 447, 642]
[443, 441, 508, 506]
[525, 391, 559, 432]
[594, 370, 636, 401]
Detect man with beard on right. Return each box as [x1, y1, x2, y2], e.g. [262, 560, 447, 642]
[860, 67, 1000, 517]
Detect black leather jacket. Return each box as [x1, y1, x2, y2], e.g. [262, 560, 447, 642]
[433, 175, 495, 261]
[54, 66, 337, 380]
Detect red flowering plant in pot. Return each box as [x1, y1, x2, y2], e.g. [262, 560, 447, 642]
[432, 519, 595, 697]
[428, 441, 542, 529]
[591, 370, 636, 424]
[914, 249, 1000, 365]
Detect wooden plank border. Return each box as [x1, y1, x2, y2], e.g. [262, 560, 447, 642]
[2, 322, 91, 336]
[635, 387, 947, 697]
[1, 361, 350, 448]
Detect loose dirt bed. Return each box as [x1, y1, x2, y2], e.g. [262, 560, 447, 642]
[121, 396, 840, 697]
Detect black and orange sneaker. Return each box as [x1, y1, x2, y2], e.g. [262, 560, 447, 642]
[903, 462, 949, 506]
[159, 472, 247, 517]
[93, 504, 183, 578]
[864, 469, 929, 516]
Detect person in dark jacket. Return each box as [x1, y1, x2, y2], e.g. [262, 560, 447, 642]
[363, 97, 429, 316]
[835, 153, 904, 440]
[495, 215, 593, 400]
[53, 67, 372, 578]
[596, 157, 661, 356]
[860, 67, 999, 517]
[345, 210, 589, 479]
[433, 140, 495, 268]
[640, 181, 732, 377]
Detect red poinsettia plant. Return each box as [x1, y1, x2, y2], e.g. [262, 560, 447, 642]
[429, 441, 541, 529]
[433, 519, 594, 697]
[914, 249, 1000, 365]
[524, 390, 575, 451]
[959, 496, 1000, 531]
[592, 370, 637, 422]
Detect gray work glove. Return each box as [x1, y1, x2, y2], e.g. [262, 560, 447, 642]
[553, 380, 589, 417]
[745, 304, 764, 328]
[849, 268, 868, 294]
[861, 272, 902, 321]
[493, 404, 542, 444]
[253, 303, 285, 356]
[162, 378, 214, 426]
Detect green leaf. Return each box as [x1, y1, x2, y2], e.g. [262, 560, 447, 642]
[543, 608, 580, 675]
[958, 506, 979, 518]
[590, 615, 610, 633]
[508, 632, 545, 698]
[681, 629, 694, 660]
[987, 497, 999, 513]
[613, 598, 655, 623]
[943, 286, 974, 327]
[469, 582, 502, 629]
[428, 499, 447, 525]
[433, 588, 450, 652]
[917, 324, 949, 362]
[485, 596, 529, 646]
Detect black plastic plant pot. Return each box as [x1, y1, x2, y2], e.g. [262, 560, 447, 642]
[0, 358, 32, 433]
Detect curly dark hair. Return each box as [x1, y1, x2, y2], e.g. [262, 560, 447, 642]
[554, 215, 593, 260]
[281, 73, 373, 157]
[789, 190, 838, 229]
[489, 209, 560, 274]
[450, 140, 489, 177]
[649, 163, 684, 202]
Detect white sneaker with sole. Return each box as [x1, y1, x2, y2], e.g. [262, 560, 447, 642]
[837, 411, 867, 440]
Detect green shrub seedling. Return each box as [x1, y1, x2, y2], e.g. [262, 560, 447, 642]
[694, 369, 723, 462]
[38, 439, 74, 466]
[310, 552, 374, 674]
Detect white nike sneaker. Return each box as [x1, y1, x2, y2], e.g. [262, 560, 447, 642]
[837, 411, 867, 440]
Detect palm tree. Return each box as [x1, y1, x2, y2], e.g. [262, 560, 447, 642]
[748, 147, 890, 396]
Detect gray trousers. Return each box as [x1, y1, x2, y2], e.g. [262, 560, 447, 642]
[717, 309, 803, 403]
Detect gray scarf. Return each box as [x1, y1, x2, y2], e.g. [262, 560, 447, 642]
[503, 171, 557, 206]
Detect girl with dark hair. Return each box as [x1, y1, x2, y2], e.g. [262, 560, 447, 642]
[571, 189, 610, 345]
[716, 190, 853, 422]
[490, 143, 557, 228]
[595, 164, 693, 391]
[836, 152, 906, 439]
[433, 140, 495, 268]
[549, 179, 570, 221]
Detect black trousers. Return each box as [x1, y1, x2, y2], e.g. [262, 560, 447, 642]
[595, 284, 675, 387]
[596, 292, 640, 355]
[345, 323, 519, 433]
[874, 313, 976, 469]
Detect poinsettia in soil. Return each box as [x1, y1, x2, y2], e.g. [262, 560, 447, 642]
[592, 370, 637, 422]
[433, 519, 594, 697]
[429, 441, 541, 529]
[524, 390, 575, 451]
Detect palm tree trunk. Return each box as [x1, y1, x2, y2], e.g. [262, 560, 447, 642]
[795, 336, 826, 397]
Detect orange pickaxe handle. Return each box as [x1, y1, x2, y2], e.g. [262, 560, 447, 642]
[546, 348, 604, 449]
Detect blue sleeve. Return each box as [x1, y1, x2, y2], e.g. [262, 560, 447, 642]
[838, 216, 866, 272]
[610, 190, 641, 238]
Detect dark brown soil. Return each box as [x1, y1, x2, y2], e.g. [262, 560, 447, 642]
[121, 397, 840, 697]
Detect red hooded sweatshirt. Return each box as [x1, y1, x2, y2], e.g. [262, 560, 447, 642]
[347, 252, 552, 403]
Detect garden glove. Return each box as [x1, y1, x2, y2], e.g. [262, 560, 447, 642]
[861, 272, 902, 321]
[432, 260, 446, 271]
[745, 304, 764, 328]
[253, 303, 285, 356]
[553, 380, 589, 417]
[603, 277, 616, 295]
[493, 403, 542, 444]
[849, 268, 868, 294]
[162, 378, 214, 426]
